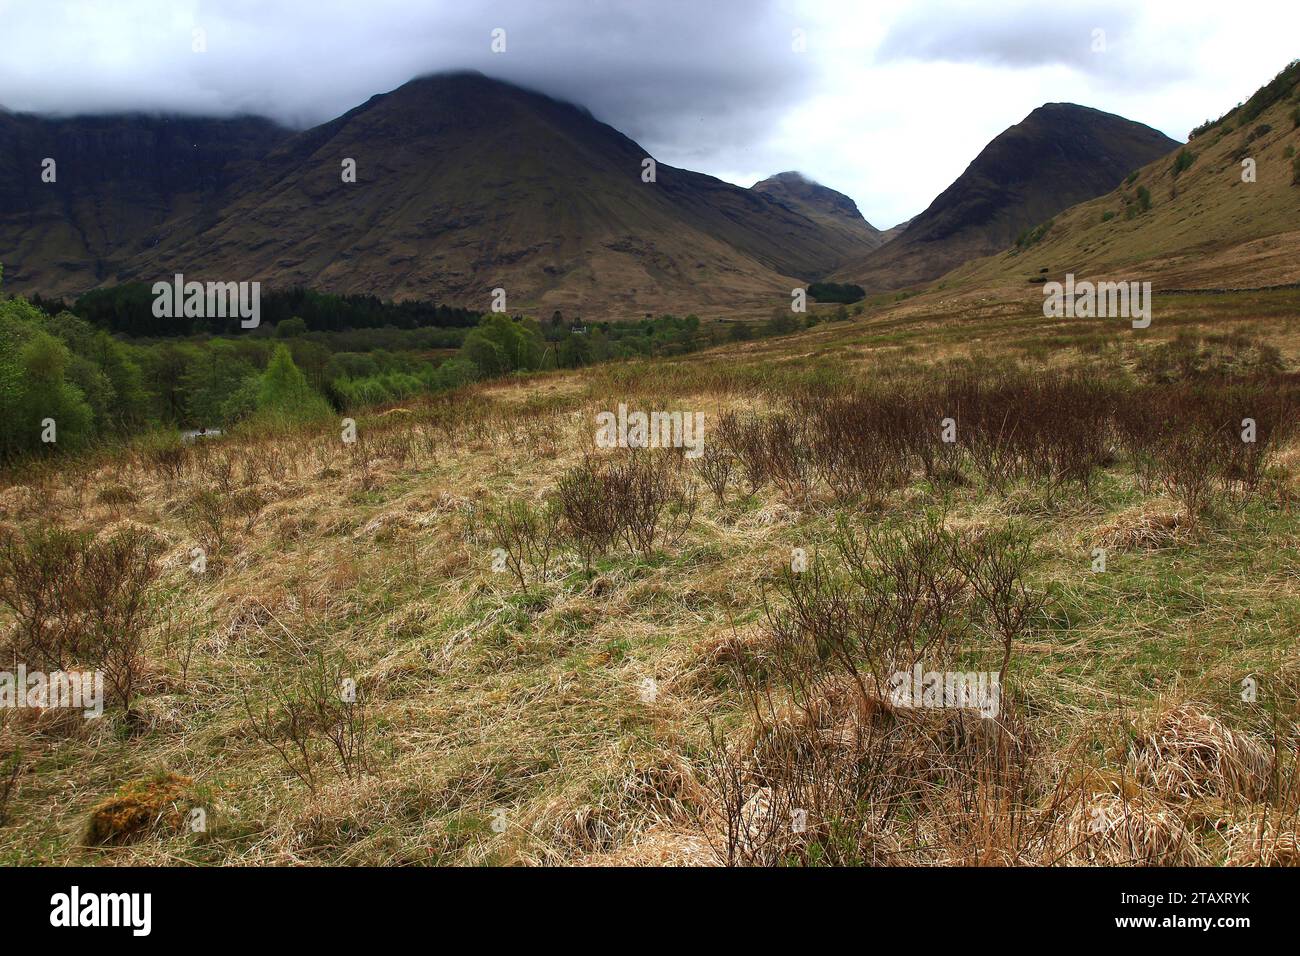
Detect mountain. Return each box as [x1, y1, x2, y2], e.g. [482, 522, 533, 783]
[831, 104, 1180, 292]
[752, 171, 884, 252]
[946, 61, 1300, 292]
[0, 112, 289, 294]
[878, 217, 913, 244]
[0, 73, 880, 315]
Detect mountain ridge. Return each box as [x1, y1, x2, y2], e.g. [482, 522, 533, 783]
[0, 73, 879, 315]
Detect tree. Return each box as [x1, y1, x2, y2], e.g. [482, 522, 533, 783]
[276, 316, 308, 338]
[461, 314, 545, 377]
[255, 345, 332, 425]
[765, 309, 801, 337]
[0, 272, 95, 458]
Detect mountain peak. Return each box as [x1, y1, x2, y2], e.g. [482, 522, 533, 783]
[831, 102, 1179, 291]
[753, 171, 875, 230]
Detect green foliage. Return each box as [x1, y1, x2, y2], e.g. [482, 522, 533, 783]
[1245, 124, 1272, 143]
[1014, 219, 1054, 250]
[462, 314, 546, 376]
[1190, 60, 1300, 138]
[1125, 170, 1140, 186]
[0, 279, 96, 459]
[807, 282, 865, 304]
[276, 316, 308, 338]
[71, 283, 482, 337]
[1136, 185, 1152, 212]
[1101, 211, 1116, 223]
[765, 309, 802, 337]
[182, 340, 258, 425]
[0, 262, 849, 461]
[1171, 148, 1196, 176]
[252, 345, 332, 426]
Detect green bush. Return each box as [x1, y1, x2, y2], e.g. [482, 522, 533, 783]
[1014, 219, 1053, 250]
[1171, 149, 1196, 176]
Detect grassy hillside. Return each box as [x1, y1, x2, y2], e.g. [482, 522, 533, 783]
[3, 287, 1300, 865]
[948, 62, 1300, 293]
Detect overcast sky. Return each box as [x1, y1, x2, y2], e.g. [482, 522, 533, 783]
[1, 0, 1296, 227]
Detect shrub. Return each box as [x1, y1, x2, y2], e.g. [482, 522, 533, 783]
[137, 430, 189, 480]
[182, 489, 233, 554]
[1015, 219, 1053, 250]
[717, 412, 770, 496]
[1171, 148, 1196, 176]
[242, 651, 371, 792]
[0, 527, 93, 671]
[603, 452, 698, 558]
[556, 458, 622, 574]
[0, 526, 161, 710]
[694, 444, 735, 505]
[485, 497, 562, 589]
[74, 528, 163, 709]
[948, 524, 1041, 685]
[702, 512, 1048, 866]
[556, 452, 697, 568]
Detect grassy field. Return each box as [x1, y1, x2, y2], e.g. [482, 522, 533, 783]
[2, 288, 1300, 866]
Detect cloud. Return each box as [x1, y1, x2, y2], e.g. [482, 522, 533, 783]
[0, 0, 816, 159]
[877, 0, 1141, 73]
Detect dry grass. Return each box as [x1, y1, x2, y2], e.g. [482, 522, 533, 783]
[2, 292, 1299, 867]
